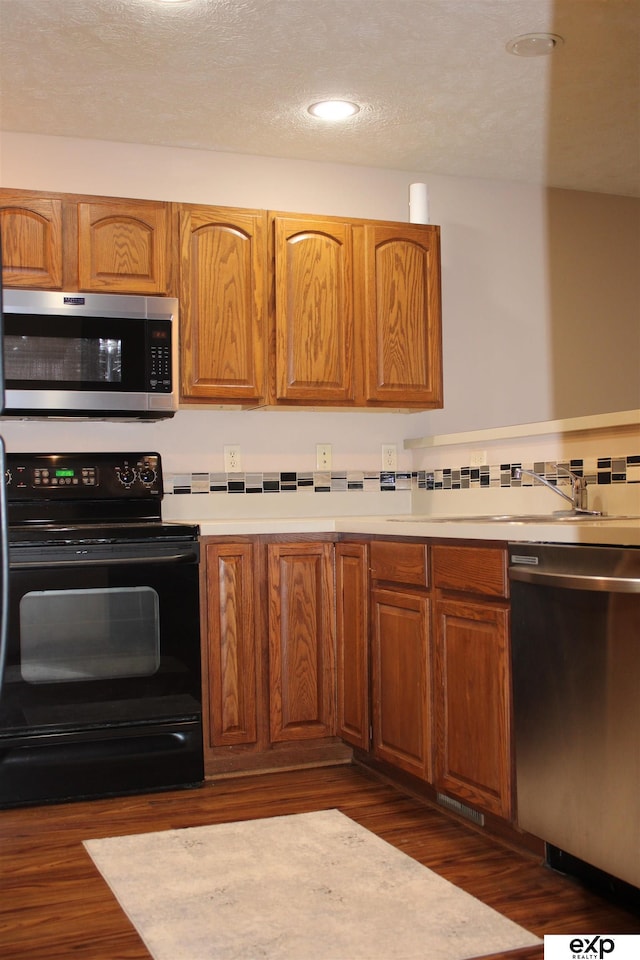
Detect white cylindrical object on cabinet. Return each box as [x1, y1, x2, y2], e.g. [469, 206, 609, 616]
[409, 182, 429, 223]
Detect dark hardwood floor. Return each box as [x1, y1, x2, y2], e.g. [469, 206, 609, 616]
[1, 763, 638, 959]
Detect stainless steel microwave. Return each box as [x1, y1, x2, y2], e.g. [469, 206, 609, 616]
[1, 289, 178, 419]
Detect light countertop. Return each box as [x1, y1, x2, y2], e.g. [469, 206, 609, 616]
[191, 515, 640, 546]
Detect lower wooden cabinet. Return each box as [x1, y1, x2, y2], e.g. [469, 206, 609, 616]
[201, 533, 513, 821]
[368, 539, 432, 782]
[202, 541, 258, 748]
[267, 541, 336, 742]
[432, 544, 513, 820]
[201, 536, 343, 775]
[336, 542, 369, 749]
[371, 585, 432, 781]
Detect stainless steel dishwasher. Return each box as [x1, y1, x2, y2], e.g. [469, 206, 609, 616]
[509, 542, 640, 893]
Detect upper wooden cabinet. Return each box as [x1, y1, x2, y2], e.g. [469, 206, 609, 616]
[1, 189, 443, 410]
[177, 205, 267, 405]
[0, 190, 171, 295]
[76, 199, 171, 293]
[0, 194, 63, 289]
[362, 222, 442, 407]
[272, 215, 354, 403]
[0, 189, 172, 294]
[269, 213, 442, 409]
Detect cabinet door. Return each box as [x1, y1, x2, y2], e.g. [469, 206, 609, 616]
[204, 542, 258, 748]
[371, 586, 432, 781]
[179, 206, 266, 404]
[434, 598, 513, 819]
[362, 222, 442, 407]
[336, 542, 369, 750]
[0, 195, 63, 289]
[267, 542, 336, 742]
[77, 199, 171, 293]
[273, 216, 354, 402]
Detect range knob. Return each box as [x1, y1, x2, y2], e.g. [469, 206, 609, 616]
[139, 463, 157, 486]
[117, 466, 137, 487]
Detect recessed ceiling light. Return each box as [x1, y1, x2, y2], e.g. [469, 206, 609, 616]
[506, 33, 564, 57]
[308, 100, 361, 121]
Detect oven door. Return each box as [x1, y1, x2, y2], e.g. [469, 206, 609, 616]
[0, 538, 203, 806]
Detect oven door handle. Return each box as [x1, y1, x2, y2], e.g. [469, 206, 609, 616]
[509, 567, 640, 593]
[11, 551, 198, 569]
[0, 437, 9, 700]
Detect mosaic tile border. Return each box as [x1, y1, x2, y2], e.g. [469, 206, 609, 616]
[166, 454, 640, 495]
[418, 456, 640, 491]
[167, 470, 413, 494]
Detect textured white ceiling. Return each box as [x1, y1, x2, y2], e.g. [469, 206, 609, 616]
[0, 0, 638, 196]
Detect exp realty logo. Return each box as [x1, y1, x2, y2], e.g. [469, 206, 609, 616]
[544, 935, 640, 959]
[568, 936, 615, 958]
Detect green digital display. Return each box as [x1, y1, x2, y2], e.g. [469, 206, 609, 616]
[55, 469, 75, 478]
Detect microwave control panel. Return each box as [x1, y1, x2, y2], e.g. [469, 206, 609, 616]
[148, 321, 173, 392]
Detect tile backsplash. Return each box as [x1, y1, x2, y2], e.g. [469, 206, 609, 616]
[165, 453, 639, 497]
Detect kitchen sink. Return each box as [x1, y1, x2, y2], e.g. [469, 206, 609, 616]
[388, 514, 640, 524]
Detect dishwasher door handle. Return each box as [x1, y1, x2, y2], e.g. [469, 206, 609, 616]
[509, 567, 640, 593]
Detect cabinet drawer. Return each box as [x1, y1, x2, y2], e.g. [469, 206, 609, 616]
[370, 540, 428, 588]
[432, 544, 508, 598]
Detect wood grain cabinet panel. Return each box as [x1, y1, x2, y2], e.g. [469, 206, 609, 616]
[0, 194, 63, 288]
[369, 539, 428, 587]
[433, 597, 512, 819]
[203, 541, 258, 748]
[0, 189, 172, 294]
[336, 542, 370, 750]
[432, 543, 508, 598]
[77, 200, 171, 293]
[272, 215, 354, 402]
[362, 223, 442, 406]
[178, 205, 266, 404]
[267, 542, 336, 742]
[432, 543, 513, 820]
[371, 585, 432, 781]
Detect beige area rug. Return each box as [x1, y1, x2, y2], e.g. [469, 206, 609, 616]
[84, 809, 541, 960]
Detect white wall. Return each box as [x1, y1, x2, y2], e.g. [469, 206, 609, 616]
[0, 131, 637, 474]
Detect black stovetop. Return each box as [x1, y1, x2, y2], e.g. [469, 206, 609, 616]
[6, 451, 197, 545]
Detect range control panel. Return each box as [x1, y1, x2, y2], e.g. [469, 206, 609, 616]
[5, 452, 163, 500]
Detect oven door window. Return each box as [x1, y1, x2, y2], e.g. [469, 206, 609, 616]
[20, 586, 160, 684]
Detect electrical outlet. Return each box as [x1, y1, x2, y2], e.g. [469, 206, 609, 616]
[224, 444, 242, 473]
[381, 443, 397, 471]
[469, 450, 487, 467]
[316, 443, 332, 470]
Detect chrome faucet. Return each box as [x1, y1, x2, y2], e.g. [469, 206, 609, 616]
[511, 464, 601, 515]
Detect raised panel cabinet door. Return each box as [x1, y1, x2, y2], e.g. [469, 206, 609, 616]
[362, 223, 443, 407]
[370, 586, 432, 781]
[77, 200, 171, 293]
[434, 598, 513, 819]
[179, 206, 266, 403]
[204, 542, 258, 747]
[336, 542, 369, 750]
[0, 195, 63, 288]
[273, 216, 354, 402]
[267, 542, 336, 742]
